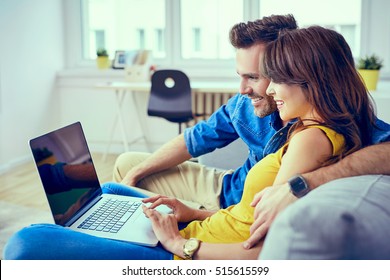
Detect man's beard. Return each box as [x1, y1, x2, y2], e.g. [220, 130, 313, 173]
[254, 97, 277, 118]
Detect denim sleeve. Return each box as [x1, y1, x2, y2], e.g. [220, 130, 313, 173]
[184, 94, 241, 157]
[372, 118, 390, 144]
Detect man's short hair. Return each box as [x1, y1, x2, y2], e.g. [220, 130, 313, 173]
[229, 14, 298, 48]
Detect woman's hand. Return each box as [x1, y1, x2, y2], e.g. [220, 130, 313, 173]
[142, 205, 186, 254]
[142, 195, 198, 222]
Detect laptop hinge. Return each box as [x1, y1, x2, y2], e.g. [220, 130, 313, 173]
[64, 195, 102, 227]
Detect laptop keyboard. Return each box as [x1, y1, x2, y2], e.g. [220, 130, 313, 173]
[77, 198, 142, 233]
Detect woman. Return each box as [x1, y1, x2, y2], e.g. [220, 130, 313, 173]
[3, 26, 376, 260]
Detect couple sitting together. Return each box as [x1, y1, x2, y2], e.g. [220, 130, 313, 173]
[4, 14, 390, 260]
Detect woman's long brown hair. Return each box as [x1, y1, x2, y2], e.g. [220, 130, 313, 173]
[262, 26, 376, 165]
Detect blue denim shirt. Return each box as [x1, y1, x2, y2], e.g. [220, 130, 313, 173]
[184, 93, 390, 208]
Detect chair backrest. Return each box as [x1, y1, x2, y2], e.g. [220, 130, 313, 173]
[148, 69, 193, 123]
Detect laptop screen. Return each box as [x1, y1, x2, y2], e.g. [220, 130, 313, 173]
[29, 122, 102, 226]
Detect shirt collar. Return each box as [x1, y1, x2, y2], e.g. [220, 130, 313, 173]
[270, 112, 297, 131]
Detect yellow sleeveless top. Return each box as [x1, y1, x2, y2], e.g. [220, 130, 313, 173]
[175, 126, 345, 259]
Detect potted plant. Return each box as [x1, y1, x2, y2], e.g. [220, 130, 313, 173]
[96, 48, 110, 69]
[357, 54, 384, 91]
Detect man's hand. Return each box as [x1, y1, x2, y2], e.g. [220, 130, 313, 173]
[243, 183, 297, 249]
[121, 170, 139, 186]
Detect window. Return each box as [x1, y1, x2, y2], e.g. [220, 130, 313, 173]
[259, 0, 361, 57]
[83, 0, 166, 59]
[137, 29, 146, 50]
[82, 0, 243, 63]
[73, 0, 386, 79]
[82, 0, 362, 62]
[180, 0, 243, 60]
[155, 28, 165, 54]
[94, 30, 106, 50]
[192, 28, 201, 53]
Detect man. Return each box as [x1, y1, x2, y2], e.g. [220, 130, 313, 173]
[113, 14, 299, 211]
[113, 14, 390, 247]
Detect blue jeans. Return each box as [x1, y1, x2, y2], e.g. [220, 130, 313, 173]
[3, 183, 174, 260]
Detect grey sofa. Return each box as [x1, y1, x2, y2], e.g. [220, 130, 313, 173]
[260, 175, 390, 259]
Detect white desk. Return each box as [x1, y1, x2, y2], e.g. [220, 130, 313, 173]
[96, 81, 239, 93]
[95, 81, 239, 160]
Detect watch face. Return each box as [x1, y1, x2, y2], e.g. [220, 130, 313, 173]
[186, 239, 199, 251]
[289, 175, 309, 198]
[293, 178, 306, 193]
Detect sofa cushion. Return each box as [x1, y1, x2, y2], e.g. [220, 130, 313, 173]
[198, 138, 248, 170]
[260, 175, 390, 259]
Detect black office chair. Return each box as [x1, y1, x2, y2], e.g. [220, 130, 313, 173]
[148, 69, 195, 134]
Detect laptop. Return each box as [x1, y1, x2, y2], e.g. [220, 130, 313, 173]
[29, 121, 170, 247]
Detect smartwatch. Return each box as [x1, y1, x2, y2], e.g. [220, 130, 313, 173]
[288, 174, 310, 198]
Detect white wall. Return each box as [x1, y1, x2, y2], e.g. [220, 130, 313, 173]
[0, 0, 64, 173]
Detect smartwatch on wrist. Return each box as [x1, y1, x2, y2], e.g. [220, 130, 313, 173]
[288, 174, 310, 198]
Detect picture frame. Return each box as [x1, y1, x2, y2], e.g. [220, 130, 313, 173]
[112, 50, 127, 69]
